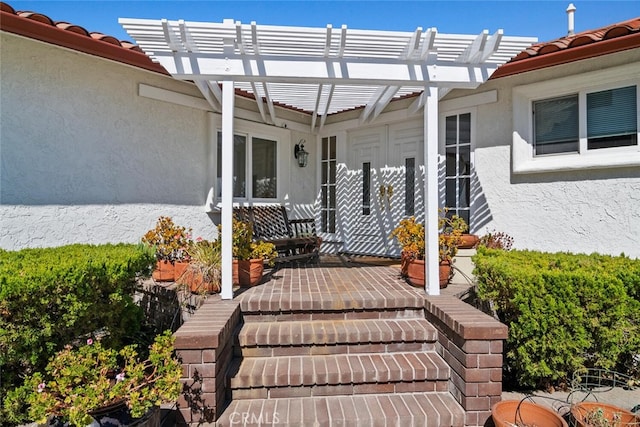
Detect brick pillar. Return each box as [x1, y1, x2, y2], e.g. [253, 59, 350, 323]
[173, 297, 241, 425]
[424, 296, 508, 427]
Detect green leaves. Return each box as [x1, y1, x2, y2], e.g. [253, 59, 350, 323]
[474, 248, 640, 388]
[0, 243, 155, 423]
[14, 331, 181, 426]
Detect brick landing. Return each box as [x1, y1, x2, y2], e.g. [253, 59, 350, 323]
[173, 259, 507, 426]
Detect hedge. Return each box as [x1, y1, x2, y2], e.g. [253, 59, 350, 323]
[473, 248, 640, 389]
[0, 243, 155, 421]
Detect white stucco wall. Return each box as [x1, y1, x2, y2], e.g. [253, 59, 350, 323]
[0, 33, 215, 249]
[0, 33, 310, 250]
[443, 49, 640, 258]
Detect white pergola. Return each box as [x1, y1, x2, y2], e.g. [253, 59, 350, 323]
[120, 17, 536, 298]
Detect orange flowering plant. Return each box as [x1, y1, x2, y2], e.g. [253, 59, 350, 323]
[141, 216, 192, 262]
[390, 209, 467, 263]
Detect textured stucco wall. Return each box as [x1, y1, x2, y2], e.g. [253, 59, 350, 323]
[0, 34, 213, 249]
[444, 50, 640, 258]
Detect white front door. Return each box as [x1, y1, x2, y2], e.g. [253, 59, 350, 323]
[342, 122, 422, 257]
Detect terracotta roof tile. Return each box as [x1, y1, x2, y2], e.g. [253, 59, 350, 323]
[492, 16, 640, 79]
[0, 1, 168, 75]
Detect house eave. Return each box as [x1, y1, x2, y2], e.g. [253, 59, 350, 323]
[0, 8, 169, 76]
[491, 31, 640, 79]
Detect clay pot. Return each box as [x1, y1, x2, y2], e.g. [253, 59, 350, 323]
[152, 260, 174, 282]
[174, 261, 189, 281]
[570, 401, 639, 427]
[178, 265, 220, 294]
[492, 400, 568, 427]
[235, 259, 264, 287]
[406, 259, 452, 289]
[458, 234, 480, 249]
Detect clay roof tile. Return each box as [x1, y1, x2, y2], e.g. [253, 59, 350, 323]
[491, 16, 640, 79]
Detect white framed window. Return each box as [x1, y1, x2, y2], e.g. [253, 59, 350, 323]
[444, 112, 472, 225]
[216, 132, 278, 200]
[513, 63, 640, 173]
[320, 136, 337, 233]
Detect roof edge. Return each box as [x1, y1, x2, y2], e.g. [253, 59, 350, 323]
[0, 6, 169, 76]
[491, 22, 640, 79]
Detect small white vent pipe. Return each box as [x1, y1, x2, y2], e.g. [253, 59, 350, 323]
[567, 3, 577, 36]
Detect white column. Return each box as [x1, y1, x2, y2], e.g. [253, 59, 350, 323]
[423, 86, 440, 296]
[220, 80, 235, 300]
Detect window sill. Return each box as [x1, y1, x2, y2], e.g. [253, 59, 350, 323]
[513, 150, 640, 174]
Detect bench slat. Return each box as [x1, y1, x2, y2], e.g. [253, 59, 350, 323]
[233, 205, 321, 263]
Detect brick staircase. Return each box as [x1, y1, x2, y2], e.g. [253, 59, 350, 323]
[216, 272, 466, 426]
[173, 263, 507, 426]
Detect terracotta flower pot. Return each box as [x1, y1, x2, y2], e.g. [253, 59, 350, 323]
[152, 260, 174, 282]
[492, 400, 568, 427]
[178, 265, 220, 294]
[570, 401, 639, 427]
[400, 251, 412, 277]
[458, 233, 479, 249]
[406, 258, 452, 289]
[235, 259, 264, 287]
[174, 261, 189, 281]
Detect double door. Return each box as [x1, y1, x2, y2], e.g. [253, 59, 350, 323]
[341, 122, 423, 257]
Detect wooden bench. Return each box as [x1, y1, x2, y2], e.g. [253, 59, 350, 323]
[233, 205, 322, 263]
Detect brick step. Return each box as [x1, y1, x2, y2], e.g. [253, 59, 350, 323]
[239, 279, 427, 322]
[216, 392, 465, 427]
[237, 318, 438, 357]
[230, 351, 450, 399]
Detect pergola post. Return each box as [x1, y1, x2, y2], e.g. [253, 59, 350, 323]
[220, 80, 234, 300]
[424, 86, 440, 296]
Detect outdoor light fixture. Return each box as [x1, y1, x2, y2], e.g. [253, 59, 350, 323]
[294, 139, 309, 167]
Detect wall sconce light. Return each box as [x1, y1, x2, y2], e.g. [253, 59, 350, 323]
[294, 139, 309, 167]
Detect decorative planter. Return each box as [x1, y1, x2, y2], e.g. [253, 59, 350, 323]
[492, 400, 568, 427]
[235, 259, 264, 287]
[178, 265, 220, 294]
[400, 251, 412, 277]
[152, 260, 174, 282]
[458, 233, 479, 249]
[174, 261, 189, 281]
[406, 258, 452, 289]
[570, 401, 639, 427]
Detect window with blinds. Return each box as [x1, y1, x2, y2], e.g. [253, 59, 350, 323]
[533, 95, 579, 155]
[587, 85, 637, 150]
[532, 85, 638, 157]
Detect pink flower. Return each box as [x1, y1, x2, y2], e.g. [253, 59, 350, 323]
[86, 338, 93, 345]
[196, 236, 203, 242]
[116, 372, 125, 382]
[37, 382, 45, 393]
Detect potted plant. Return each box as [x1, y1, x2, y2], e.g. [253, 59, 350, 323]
[231, 219, 278, 287]
[570, 402, 639, 427]
[177, 237, 222, 294]
[492, 400, 568, 427]
[452, 218, 479, 249]
[390, 209, 465, 288]
[141, 216, 192, 281]
[16, 331, 182, 427]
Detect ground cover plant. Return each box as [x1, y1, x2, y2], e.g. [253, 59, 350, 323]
[0, 243, 156, 424]
[473, 248, 640, 389]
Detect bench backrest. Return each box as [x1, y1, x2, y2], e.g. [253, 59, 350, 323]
[234, 206, 293, 241]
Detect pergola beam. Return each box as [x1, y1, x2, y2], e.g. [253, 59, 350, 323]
[152, 55, 499, 88]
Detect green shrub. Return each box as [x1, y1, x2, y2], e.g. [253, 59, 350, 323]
[473, 248, 640, 389]
[0, 243, 155, 424]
